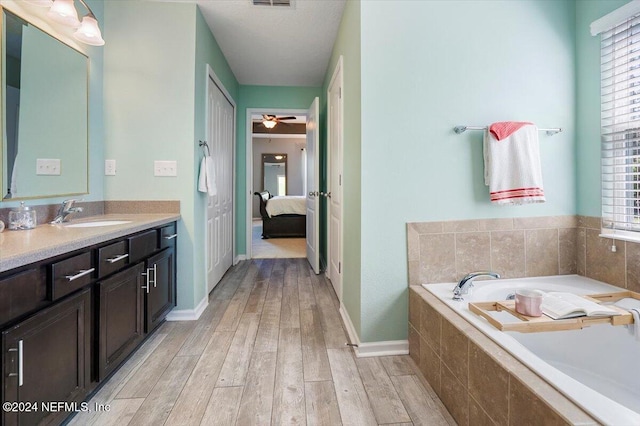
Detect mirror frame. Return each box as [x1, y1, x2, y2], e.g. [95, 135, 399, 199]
[261, 153, 288, 196]
[1, 5, 90, 201]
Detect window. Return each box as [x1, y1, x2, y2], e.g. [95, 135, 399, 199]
[600, 12, 640, 239]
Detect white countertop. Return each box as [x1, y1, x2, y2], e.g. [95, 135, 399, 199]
[0, 213, 180, 273]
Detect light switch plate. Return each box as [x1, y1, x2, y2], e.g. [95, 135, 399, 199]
[105, 159, 116, 176]
[36, 158, 61, 175]
[154, 160, 177, 177]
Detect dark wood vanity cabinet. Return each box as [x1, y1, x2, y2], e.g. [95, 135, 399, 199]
[2, 288, 91, 426]
[97, 264, 145, 381]
[0, 221, 177, 426]
[145, 247, 175, 333]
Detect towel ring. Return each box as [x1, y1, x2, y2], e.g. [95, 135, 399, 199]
[199, 140, 210, 156]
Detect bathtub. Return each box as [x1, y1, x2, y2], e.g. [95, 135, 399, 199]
[423, 275, 640, 426]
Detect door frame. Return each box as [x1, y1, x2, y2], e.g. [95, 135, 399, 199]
[205, 64, 236, 298]
[327, 56, 344, 301]
[245, 107, 308, 259]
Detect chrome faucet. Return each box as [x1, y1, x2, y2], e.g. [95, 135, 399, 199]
[51, 199, 83, 224]
[452, 271, 500, 301]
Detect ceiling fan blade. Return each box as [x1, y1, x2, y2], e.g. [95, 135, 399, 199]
[277, 116, 296, 121]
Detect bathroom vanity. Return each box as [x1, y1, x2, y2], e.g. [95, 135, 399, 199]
[0, 214, 178, 425]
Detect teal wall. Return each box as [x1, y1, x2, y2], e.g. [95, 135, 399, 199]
[104, 1, 197, 309]
[576, 0, 629, 216]
[103, 1, 237, 311]
[322, 0, 362, 337]
[193, 6, 239, 307]
[235, 85, 321, 255]
[358, 0, 576, 342]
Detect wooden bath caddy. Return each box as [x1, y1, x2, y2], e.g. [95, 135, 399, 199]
[468, 291, 640, 333]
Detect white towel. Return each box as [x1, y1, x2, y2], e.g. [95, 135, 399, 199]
[198, 156, 217, 196]
[614, 298, 640, 340]
[483, 122, 545, 205]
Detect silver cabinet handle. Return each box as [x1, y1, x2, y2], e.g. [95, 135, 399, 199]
[18, 340, 22, 387]
[65, 268, 95, 281]
[151, 264, 157, 288]
[320, 192, 332, 198]
[163, 234, 177, 240]
[106, 253, 129, 264]
[141, 268, 150, 294]
[8, 340, 23, 387]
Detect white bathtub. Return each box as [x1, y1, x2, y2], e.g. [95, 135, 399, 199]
[423, 275, 640, 426]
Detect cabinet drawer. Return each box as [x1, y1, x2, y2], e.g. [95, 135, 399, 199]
[159, 223, 177, 249]
[0, 268, 47, 325]
[129, 230, 158, 263]
[50, 252, 94, 301]
[97, 241, 129, 278]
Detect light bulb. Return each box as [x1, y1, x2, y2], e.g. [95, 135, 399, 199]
[74, 15, 105, 46]
[23, 0, 54, 7]
[263, 120, 277, 129]
[48, 0, 80, 27]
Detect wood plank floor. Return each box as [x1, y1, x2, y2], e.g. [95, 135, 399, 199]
[70, 258, 455, 426]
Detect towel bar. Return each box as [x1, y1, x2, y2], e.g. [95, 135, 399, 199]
[454, 125, 562, 136]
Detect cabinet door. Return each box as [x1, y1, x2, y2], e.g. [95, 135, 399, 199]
[145, 248, 175, 333]
[97, 263, 144, 381]
[2, 288, 91, 426]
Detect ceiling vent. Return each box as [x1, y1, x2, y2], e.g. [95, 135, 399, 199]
[253, 0, 291, 7]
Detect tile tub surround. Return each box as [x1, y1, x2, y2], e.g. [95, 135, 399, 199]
[407, 215, 640, 425]
[408, 286, 597, 426]
[407, 216, 578, 286]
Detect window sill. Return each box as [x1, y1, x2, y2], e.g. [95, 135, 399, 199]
[599, 229, 640, 244]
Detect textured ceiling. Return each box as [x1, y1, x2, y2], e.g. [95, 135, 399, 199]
[195, 0, 346, 86]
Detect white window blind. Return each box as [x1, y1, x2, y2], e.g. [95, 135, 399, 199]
[601, 13, 640, 237]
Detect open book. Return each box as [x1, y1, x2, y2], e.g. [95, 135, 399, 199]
[541, 292, 620, 320]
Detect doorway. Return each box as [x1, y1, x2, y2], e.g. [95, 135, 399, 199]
[247, 109, 307, 259]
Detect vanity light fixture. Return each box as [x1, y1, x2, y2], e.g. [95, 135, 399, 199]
[263, 119, 277, 129]
[24, 0, 105, 46]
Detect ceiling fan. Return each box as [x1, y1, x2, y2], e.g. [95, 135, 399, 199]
[261, 114, 296, 129]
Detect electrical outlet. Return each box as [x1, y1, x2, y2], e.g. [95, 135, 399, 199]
[36, 159, 61, 175]
[105, 159, 116, 176]
[154, 160, 177, 177]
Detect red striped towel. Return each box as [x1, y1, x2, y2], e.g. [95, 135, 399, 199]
[484, 122, 545, 205]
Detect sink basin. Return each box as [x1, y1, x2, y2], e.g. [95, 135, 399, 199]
[65, 220, 132, 228]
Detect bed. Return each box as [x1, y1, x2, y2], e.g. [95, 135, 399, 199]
[254, 191, 306, 238]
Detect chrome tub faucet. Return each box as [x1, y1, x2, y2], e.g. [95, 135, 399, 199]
[51, 199, 83, 224]
[452, 271, 500, 301]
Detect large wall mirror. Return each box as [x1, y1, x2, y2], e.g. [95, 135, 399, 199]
[1, 8, 89, 200]
[262, 153, 287, 196]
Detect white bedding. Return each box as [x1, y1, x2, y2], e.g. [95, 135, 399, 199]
[266, 196, 306, 217]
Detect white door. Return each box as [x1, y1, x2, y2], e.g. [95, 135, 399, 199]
[306, 97, 320, 274]
[206, 74, 234, 293]
[327, 59, 343, 299]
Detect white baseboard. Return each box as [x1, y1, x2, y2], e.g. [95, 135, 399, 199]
[339, 303, 360, 346]
[234, 255, 247, 265]
[165, 296, 208, 321]
[339, 303, 409, 358]
[355, 340, 409, 357]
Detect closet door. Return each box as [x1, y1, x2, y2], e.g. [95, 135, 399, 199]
[206, 72, 234, 293]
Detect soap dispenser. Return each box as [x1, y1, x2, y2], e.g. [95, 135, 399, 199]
[8, 202, 37, 230]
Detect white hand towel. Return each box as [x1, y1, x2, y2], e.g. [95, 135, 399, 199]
[614, 298, 640, 340]
[198, 156, 217, 196]
[483, 122, 545, 205]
